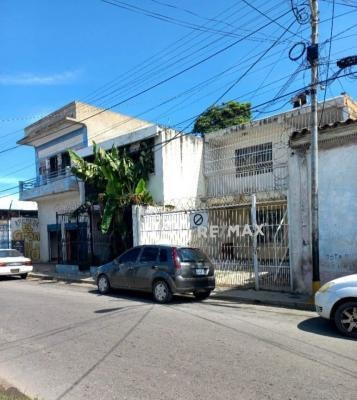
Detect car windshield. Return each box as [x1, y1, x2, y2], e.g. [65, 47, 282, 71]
[178, 248, 209, 263]
[0, 249, 23, 257]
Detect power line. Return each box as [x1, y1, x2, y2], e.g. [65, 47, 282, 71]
[0, 4, 354, 159]
[101, 0, 289, 42]
[212, 19, 296, 105]
[87, 1, 292, 109]
[1, 69, 355, 201]
[242, 0, 301, 37]
[319, 0, 336, 127]
[144, 0, 238, 29]
[0, 5, 353, 128]
[0, 7, 292, 156]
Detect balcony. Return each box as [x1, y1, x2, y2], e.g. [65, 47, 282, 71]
[19, 167, 79, 201]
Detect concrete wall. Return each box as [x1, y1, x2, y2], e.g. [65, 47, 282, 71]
[289, 133, 357, 293]
[76, 102, 151, 145]
[37, 191, 81, 262]
[318, 142, 357, 282]
[160, 129, 205, 203]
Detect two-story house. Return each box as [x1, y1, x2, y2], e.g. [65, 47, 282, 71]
[18, 101, 204, 265]
[134, 94, 357, 293]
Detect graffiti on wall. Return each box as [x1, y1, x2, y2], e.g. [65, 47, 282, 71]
[10, 218, 40, 261]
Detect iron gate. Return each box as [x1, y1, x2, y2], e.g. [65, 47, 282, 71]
[137, 198, 290, 291]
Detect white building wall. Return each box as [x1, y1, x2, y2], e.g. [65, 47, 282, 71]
[160, 129, 205, 203]
[37, 191, 81, 262]
[76, 102, 151, 145]
[318, 142, 357, 283]
[289, 134, 357, 293]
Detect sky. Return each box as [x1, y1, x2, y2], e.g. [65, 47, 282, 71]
[0, 0, 356, 200]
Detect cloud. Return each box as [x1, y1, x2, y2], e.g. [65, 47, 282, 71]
[0, 70, 80, 86]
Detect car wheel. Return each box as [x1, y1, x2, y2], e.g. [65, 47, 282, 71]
[153, 280, 172, 304]
[193, 290, 211, 301]
[20, 273, 28, 279]
[334, 301, 357, 338]
[97, 274, 110, 295]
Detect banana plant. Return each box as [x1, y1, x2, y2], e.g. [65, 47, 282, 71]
[69, 142, 153, 234]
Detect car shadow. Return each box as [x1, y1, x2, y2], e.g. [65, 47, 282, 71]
[88, 288, 196, 305]
[297, 317, 356, 340]
[0, 276, 22, 282]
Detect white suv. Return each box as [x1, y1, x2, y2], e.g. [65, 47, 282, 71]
[315, 274, 357, 338]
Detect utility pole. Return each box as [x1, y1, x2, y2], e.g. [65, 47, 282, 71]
[308, 0, 320, 294]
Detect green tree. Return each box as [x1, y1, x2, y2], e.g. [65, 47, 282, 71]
[192, 101, 251, 134]
[69, 142, 153, 237]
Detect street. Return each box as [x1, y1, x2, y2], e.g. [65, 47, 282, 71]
[0, 277, 356, 400]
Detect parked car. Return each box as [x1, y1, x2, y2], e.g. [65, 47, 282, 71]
[315, 274, 357, 338]
[0, 249, 33, 279]
[94, 245, 215, 303]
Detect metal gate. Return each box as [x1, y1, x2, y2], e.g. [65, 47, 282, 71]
[56, 212, 92, 269]
[136, 197, 290, 291]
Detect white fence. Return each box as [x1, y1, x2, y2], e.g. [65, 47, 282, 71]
[133, 197, 291, 291]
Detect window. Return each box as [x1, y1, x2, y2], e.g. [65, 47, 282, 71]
[0, 249, 22, 257]
[140, 247, 159, 262]
[235, 142, 273, 176]
[178, 248, 209, 262]
[119, 247, 141, 263]
[159, 248, 168, 262]
[61, 152, 71, 170]
[49, 155, 58, 177]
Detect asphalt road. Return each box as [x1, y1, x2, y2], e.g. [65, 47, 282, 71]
[0, 277, 356, 400]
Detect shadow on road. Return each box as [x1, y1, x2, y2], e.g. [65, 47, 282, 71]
[88, 288, 196, 306]
[0, 276, 22, 282]
[297, 317, 355, 340]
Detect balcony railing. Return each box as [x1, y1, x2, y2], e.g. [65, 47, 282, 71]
[20, 167, 73, 192]
[19, 167, 79, 200]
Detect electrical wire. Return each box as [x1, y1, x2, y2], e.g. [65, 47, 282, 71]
[1, 69, 356, 201]
[319, 0, 336, 127]
[212, 19, 297, 105]
[0, 5, 353, 129]
[101, 0, 289, 42]
[0, 7, 293, 156]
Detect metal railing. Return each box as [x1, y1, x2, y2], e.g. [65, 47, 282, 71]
[20, 167, 74, 192]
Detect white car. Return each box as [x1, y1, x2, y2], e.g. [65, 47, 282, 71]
[315, 274, 357, 338]
[0, 249, 33, 279]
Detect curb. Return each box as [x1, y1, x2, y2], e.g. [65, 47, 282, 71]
[28, 273, 314, 311]
[28, 272, 95, 286]
[211, 293, 315, 311]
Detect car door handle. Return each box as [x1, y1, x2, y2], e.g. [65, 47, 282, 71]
[151, 265, 158, 270]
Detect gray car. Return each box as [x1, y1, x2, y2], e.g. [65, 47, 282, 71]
[94, 245, 215, 303]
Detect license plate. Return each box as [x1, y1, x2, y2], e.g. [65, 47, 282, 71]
[195, 268, 206, 276]
[11, 269, 20, 273]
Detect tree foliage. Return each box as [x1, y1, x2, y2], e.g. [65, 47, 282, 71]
[69, 142, 153, 235]
[192, 101, 251, 134]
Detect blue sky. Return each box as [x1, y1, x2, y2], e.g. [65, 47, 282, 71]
[0, 0, 356, 200]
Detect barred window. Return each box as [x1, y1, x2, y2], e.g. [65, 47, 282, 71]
[235, 142, 273, 176]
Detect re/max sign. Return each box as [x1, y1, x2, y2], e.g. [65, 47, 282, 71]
[195, 224, 265, 238]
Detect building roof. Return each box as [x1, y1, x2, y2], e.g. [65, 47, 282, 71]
[291, 118, 357, 139]
[205, 94, 357, 142]
[289, 118, 357, 148]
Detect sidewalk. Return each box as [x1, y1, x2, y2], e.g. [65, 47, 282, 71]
[29, 264, 313, 310]
[30, 263, 94, 285]
[212, 287, 313, 311]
